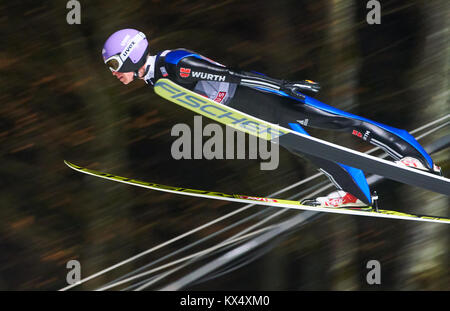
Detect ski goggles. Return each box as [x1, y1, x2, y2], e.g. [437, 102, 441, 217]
[104, 32, 146, 72]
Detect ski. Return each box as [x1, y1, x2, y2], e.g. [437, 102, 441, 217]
[64, 161, 449, 224]
[153, 78, 450, 196]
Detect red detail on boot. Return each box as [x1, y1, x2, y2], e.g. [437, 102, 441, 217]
[342, 193, 359, 205]
[324, 193, 359, 207]
[400, 158, 419, 168]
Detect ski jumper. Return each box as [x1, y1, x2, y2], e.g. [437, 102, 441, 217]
[143, 49, 435, 205]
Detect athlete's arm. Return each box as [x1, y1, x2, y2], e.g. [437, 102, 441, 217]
[165, 49, 320, 97]
[174, 55, 241, 84]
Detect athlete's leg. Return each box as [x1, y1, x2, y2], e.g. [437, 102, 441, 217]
[288, 123, 372, 205]
[284, 95, 436, 171]
[229, 87, 373, 205]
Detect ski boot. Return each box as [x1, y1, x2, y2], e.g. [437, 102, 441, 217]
[396, 156, 442, 176]
[301, 190, 370, 209]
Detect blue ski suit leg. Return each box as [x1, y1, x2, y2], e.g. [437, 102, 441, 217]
[228, 86, 433, 205]
[299, 95, 433, 169]
[288, 123, 372, 204]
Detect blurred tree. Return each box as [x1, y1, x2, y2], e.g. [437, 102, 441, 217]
[320, 0, 359, 290]
[396, 0, 449, 290]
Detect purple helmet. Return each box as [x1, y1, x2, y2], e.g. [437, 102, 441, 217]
[102, 28, 149, 73]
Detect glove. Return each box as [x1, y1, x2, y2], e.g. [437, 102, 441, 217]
[280, 80, 321, 98]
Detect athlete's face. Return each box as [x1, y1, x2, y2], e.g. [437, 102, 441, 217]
[112, 71, 134, 85]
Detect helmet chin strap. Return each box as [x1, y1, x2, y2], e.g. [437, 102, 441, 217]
[134, 64, 150, 79]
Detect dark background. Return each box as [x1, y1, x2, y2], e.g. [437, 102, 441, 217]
[0, 0, 448, 290]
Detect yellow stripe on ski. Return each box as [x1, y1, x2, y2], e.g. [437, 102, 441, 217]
[64, 161, 450, 224]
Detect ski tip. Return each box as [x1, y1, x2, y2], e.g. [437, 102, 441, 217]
[64, 160, 79, 170]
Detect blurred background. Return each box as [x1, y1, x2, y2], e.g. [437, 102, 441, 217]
[0, 0, 448, 290]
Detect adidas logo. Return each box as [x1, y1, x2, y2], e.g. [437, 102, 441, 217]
[296, 119, 309, 126]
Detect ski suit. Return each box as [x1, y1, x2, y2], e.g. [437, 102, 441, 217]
[142, 49, 435, 205]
